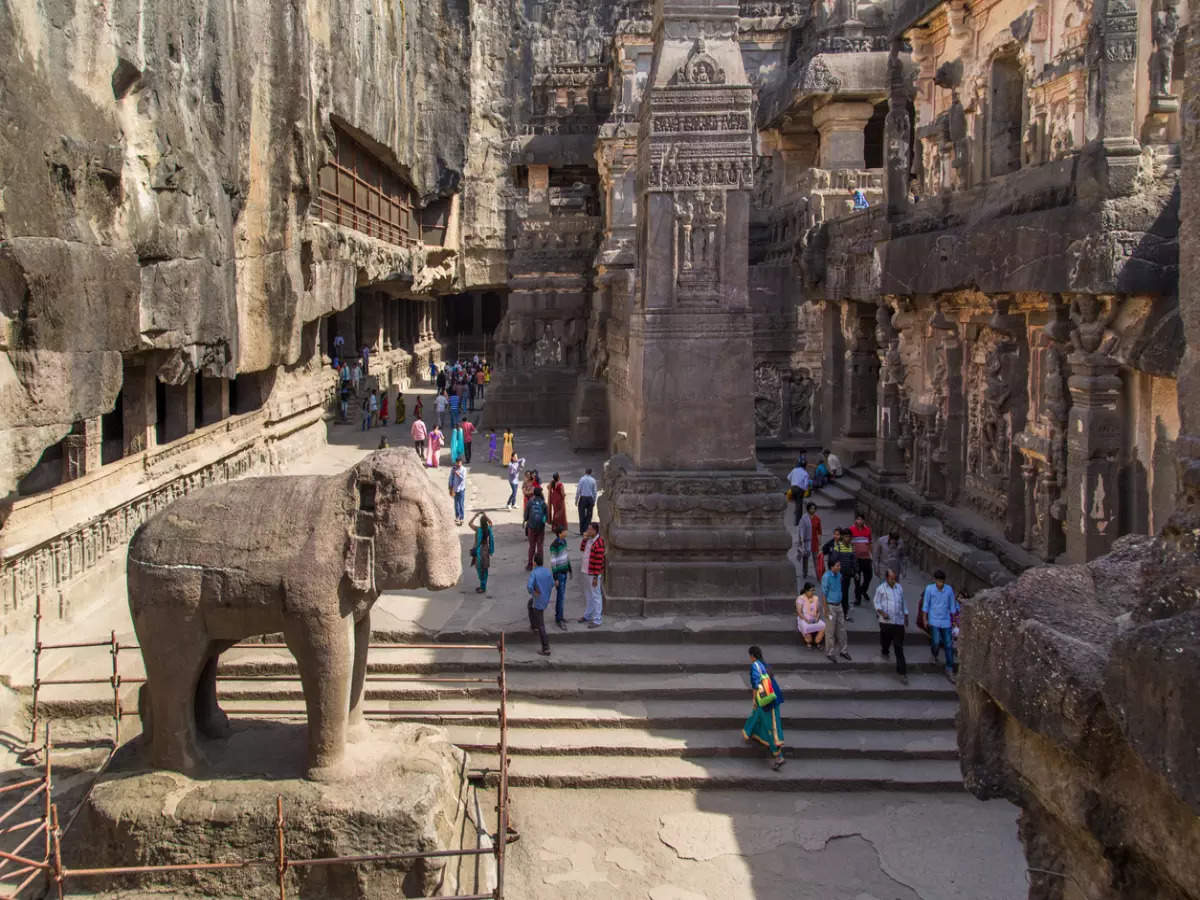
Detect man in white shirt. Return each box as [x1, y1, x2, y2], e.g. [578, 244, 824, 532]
[435, 391, 449, 432]
[787, 457, 811, 527]
[872, 569, 908, 684]
[576, 469, 598, 535]
[825, 449, 844, 477]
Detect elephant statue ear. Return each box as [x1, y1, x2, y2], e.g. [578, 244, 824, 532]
[344, 477, 377, 593]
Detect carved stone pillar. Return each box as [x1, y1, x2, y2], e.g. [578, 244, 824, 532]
[604, 0, 792, 614]
[201, 376, 230, 425]
[820, 300, 846, 449]
[813, 100, 876, 170]
[844, 306, 878, 441]
[873, 301, 905, 476]
[162, 376, 196, 443]
[1064, 352, 1123, 562]
[930, 306, 964, 504]
[122, 362, 157, 456]
[1088, 0, 1142, 194]
[884, 39, 913, 217]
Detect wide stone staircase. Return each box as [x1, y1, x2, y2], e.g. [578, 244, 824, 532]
[8, 603, 964, 794]
[203, 617, 963, 793]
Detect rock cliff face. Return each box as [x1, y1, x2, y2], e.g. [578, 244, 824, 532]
[0, 0, 475, 502]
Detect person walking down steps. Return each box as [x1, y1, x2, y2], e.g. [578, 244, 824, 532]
[742, 645, 785, 770]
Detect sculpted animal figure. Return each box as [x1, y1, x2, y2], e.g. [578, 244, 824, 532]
[127, 450, 460, 780]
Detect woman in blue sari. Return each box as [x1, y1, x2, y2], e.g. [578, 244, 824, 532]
[450, 424, 465, 463]
[742, 645, 785, 770]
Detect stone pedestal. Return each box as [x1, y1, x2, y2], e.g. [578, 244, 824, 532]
[1065, 353, 1123, 563]
[603, 0, 791, 612]
[69, 721, 470, 899]
[603, 459, 793, 615]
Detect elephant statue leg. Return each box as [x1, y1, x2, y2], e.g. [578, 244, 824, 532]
[134, 611, 211, 772]
[195, 640, 236, 739]
[347, 612, 371, 743]
[284, 609, 352, 781]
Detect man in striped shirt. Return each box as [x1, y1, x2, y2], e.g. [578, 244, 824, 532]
[872, 568, 908, 684]
[578, 522, 605, 628]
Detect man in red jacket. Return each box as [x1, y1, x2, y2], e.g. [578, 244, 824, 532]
[849, 513, 874, 607]
[578, 522, 605, 628]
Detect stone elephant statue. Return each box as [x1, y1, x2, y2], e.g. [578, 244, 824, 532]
[127, 450, 460, 780]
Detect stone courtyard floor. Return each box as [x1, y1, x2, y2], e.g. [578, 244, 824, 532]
[1, 385, 1029, 899]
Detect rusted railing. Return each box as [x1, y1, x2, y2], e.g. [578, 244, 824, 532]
[17, 609, 514, 899]
[0, 728, 52, 900]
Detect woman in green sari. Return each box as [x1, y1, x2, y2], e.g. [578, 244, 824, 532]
[742, 645, 785, 769]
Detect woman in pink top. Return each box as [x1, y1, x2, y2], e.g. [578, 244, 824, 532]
[795, 582, 826, 650]
[425, 425, 443, 468]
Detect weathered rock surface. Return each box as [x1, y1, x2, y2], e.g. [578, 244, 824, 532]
[68, 721, 470, 898]
[0, 0, 475, 501]
[958, 535, 1200, 899]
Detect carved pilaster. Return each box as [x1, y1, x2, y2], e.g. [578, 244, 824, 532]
[929, 305, 964, 504]
[885, 39, 913, 218]
[1088, 0, 1142, 193]
[1064, 295, 1123, 562]
[873, 301, 905, 476]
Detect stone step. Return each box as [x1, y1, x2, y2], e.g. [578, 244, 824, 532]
[445, 725, 959, 761]
[210, 669, 954, 703]
[217, 640, 949, 675]
[217, 696, 958, 730]
[475, 755, 966, 792]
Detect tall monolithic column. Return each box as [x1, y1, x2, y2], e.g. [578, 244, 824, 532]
[603, 0, 792, 615]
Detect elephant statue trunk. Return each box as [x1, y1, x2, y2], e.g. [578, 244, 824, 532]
[127, 450, 461, 780]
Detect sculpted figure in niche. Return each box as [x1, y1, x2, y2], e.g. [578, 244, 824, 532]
[754, 363, 783, 437]
[127, 451, 460, 780]
[1069, 295, 1119, 357]
[981, 343, 1012, 476]
[534, 323, 564, 367]
[1150, 0, 1181, 98]
[790, 371, 815, 434]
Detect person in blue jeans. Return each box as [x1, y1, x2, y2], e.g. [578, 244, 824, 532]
[921, 570, 960, 683]
[548, 527, 573, 630]
[448, 459, 467, 525]
[527, 555, 553, 656]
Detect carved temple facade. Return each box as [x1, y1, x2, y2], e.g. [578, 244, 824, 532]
[487, 0, 1184, 591]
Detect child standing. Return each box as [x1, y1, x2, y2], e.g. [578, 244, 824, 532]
[487, 428, 498, 463]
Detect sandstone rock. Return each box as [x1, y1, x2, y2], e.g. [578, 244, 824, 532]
[68, 721, 470, 899]
[958, 535, 1200, 900]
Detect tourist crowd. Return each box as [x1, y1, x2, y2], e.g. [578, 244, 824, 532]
[743, 453, 965, 770]
[329, 344, 608, 656]
[331, 340, 963, 775]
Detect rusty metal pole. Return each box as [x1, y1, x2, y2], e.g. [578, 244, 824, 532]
[276, 795, 286, 900]
[110, 631, 121, 748]
[28, 595, 43, 748]
[496, 635, 507, 900]
[50, 804, 63, 900]
[43, 724, 52, 869]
